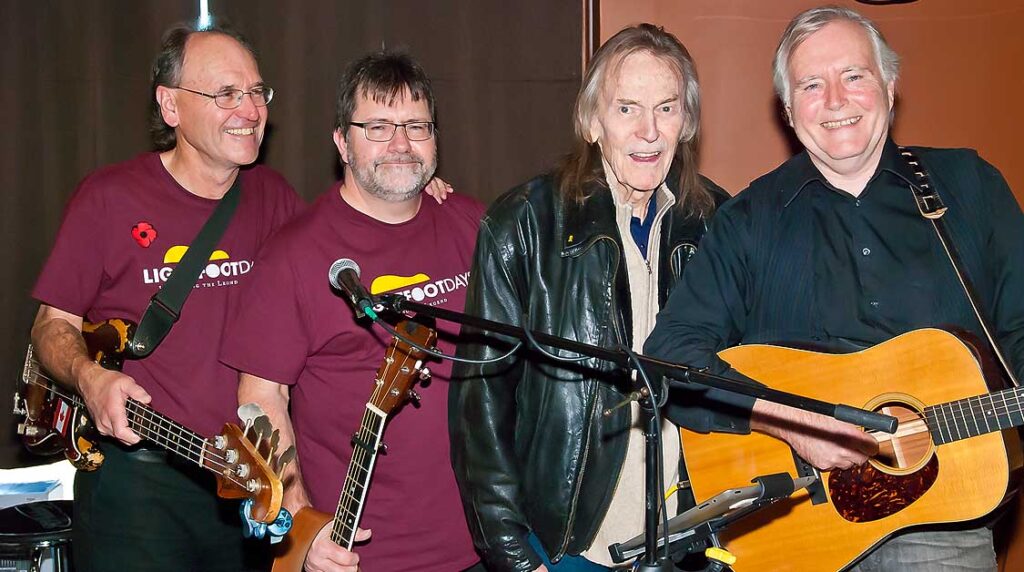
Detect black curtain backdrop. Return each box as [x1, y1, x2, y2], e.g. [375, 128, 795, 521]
[1, 0, 581, 467]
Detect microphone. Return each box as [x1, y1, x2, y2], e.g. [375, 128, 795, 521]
[328, 258, 378, 319]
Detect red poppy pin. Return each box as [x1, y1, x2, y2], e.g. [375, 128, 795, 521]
[131, 222, 157, 248]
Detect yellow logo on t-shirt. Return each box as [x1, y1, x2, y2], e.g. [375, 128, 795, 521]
[143, 246, 250, 286]
[370, 271, 471, 305]
[163, 245, 230, 264]
[370, 273, 430, 295]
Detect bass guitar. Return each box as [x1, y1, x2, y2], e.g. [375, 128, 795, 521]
[13, 318, 295, 524]
[679, 328, 1023, 571]
[272, 319, 435, 570]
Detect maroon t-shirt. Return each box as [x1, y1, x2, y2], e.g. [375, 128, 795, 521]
[221, 187, 483, 571]
[33, 152, 303, 437]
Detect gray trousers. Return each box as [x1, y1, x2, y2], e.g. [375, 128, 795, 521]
[848, 527, 996, 572]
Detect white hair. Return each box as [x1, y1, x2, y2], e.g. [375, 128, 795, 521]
[773, 5, 900, 107]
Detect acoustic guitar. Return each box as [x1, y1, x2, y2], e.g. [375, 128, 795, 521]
[679, 328, 1023, 571]
[272, 319, 435, 571]
[13, 318, 294, 524]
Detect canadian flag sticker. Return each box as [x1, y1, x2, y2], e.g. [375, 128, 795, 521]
[53, 401, 71, 436]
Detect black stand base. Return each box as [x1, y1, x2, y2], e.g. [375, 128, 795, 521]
[634, 559, 677, 572]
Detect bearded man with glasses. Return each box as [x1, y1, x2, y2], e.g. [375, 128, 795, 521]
[30, 23, 304, 571]
[221, 50, 485, 571]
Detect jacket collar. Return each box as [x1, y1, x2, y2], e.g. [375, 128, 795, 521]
[779, 137, 912, 207]
[561, 159, 683, 256]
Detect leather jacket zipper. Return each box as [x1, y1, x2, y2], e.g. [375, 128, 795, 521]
[556, 235, 621, 558]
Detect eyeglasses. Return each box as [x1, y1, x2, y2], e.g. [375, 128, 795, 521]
[349, 121, 435, 142]
[171, 86, 274, 109]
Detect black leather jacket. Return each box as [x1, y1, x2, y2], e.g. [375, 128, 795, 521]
[449, 168, 742, 571]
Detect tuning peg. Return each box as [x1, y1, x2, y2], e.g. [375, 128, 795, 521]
[262, 429, 280, 459]
[237, 403, 267, 425]
[255, 415, 272, 435]
[407, 389, 421, 403]
[378, 442, 389, 454]
[275, 446, 296, 474]
[250, 415, 272, 449]
[419, 367, 431, 381]
[235, 463, 251, 478]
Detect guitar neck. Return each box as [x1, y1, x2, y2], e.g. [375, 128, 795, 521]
[124, 398, 210, 467]
[927, 385, 1024, 445]
[330, 405, 387, 550]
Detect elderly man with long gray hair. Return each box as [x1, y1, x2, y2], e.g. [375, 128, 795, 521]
[449, 23, 793, 571]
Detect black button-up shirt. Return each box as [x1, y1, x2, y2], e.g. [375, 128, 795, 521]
[646, 138, 1024, 430]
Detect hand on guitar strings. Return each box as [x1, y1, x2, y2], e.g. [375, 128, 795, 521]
[750, 400, 879, 470]
[77, 362, 152, 446]
[304, 523, 372, 572]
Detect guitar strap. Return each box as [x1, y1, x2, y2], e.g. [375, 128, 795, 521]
[129, 176, 242, 358]
[898, 146, 1020, 388]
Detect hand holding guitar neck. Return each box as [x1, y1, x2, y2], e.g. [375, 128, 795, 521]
[303, 523, 371, 572]
[75, 361, 150, 446]
[272, 320, 435, 571]
[15, 318, 297, 526]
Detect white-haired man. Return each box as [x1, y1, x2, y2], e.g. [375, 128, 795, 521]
[647, 6, 1024, 571]
[450, 23, 740, 572]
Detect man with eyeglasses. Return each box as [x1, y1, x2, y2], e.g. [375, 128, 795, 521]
[30, 24, 303, 571]
[220, 50, 485, 571]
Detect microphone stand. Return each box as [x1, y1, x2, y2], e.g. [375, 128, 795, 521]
[638, 395, 670, 571]
[375, 294, 898, 570]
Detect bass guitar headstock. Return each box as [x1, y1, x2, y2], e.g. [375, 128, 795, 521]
[208, 403, 295, 524]
[372, 320, 437, 415]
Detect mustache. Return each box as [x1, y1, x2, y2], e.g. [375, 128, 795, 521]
[374, 153, 423, 167]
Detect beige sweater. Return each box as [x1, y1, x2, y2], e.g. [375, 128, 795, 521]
[582, 183, 681, 566]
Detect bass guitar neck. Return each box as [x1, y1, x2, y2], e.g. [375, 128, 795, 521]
[13, 318, 295, 524]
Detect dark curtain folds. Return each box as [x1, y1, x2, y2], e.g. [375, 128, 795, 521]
[1, 0, 581, 468]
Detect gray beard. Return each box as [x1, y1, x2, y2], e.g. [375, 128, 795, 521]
[348, 147, 437, 203]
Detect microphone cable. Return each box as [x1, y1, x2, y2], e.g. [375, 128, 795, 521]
[369, 313, 523, 365]
[372, 301, 672, 558]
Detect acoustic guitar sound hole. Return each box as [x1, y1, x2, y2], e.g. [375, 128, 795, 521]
[829, 398, 939, 523]
[872, 403, 933, 471]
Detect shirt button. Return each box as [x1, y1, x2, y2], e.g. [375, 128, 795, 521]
[855, 200, 861, 207]
[862, 247, 871, 256]
[870, 301, 880, 308]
